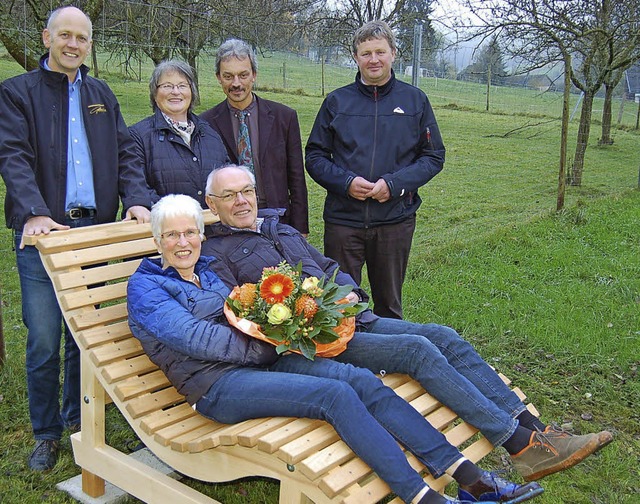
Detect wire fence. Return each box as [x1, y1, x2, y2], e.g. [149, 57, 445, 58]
[1, 0, 639, 350]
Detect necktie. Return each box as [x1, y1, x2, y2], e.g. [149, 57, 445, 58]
[236, 111, 254, 174]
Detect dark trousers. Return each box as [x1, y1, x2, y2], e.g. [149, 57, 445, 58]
[324, 216, 416, 319]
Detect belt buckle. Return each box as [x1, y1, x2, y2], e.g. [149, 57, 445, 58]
[68, 208, 82, 219]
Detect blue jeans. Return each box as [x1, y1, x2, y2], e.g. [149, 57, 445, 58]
[15, 233, 81, 441]
[197, 354, 462, 503]
[337, 317, 526, 447]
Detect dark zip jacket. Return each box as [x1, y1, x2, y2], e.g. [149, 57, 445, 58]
[305, 70, 445, 228]
[129, 108, 229, 208]
[202, 209, 377, 326]
[0, 54, 151, 230]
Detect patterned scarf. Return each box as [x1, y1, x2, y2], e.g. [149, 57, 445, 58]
[162, 112, 195, 144]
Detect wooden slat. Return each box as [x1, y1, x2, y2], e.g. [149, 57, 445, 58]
[25, 210, 219, 252]
[154, 414, 217, 448]
[88, 338, 143, 367]
[125, 387, 186, 419]
[237, 418, 295, 448]
[113, 370, 170, 402]
[77, 320, 132, 350]
[60, 282, 127, 311]
[101, 354, 158, 384]
[49, 238, 157, 271]
[216, 418, 270, 446]
[70, 304, 129, 332]
[299, 439, 358, 480]
[54, 260, 142, 291]
[257, 418, 323, 454]
[423, 405, 458, 431]
[139, 403, 198, 436]
[278, 424, 339, 465]
[171, 422, 225, 453]
[318, 450, 372, 498]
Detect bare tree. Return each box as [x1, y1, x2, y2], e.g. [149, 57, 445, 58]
[0, 0, 104, 71]
[597, 1, 640, 145]
[453, 0, 640, 200]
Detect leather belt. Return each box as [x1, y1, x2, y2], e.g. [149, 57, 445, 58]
[65, 207, 97, 220]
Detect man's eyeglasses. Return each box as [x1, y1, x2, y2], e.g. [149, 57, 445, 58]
[207, 186, 256, 203]
[160, 228, 200, 243]
[156, 83, 190, 92]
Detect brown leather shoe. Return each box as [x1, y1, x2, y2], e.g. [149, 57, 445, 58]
[511, 429, 613, 481]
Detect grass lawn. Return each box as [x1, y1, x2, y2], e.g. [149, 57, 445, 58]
[0, 49, 638, 503]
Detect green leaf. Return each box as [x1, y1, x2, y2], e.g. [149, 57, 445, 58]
[275, 343, 289, 354]
[298, 338, 317, 360]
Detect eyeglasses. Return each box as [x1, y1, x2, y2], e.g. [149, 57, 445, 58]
[156, 83, 190, 92]
[207, 186, 256, 203]
[160, 228, 200, 243]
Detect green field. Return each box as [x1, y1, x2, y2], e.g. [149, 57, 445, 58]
[0, 49, 639, 503]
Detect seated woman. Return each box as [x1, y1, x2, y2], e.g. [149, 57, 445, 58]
[129, 60, 229, 208]
[127, 194, 543, 504]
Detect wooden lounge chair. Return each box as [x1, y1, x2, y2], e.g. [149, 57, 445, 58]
[24, 212, 538, 504]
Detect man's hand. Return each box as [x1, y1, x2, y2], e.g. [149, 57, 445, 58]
[124, 205, 151, 223]
[20, 216, 69, 249]
[348, 176, 376, 201]
[345, 291, 360, 304]
[365, 178, 391, 203]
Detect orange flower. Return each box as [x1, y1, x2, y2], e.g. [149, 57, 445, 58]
[295, 294, 318, 319]
[260, 273, 295, 304]
[237, 283, 257, 308]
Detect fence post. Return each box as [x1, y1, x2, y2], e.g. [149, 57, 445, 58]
[411, 23, 422, 88]
[0, 288, 5, 367]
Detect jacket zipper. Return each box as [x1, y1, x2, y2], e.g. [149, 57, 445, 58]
[365, 86, 379, 229]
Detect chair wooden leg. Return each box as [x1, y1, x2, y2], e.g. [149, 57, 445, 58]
[82, 469, 106, 498]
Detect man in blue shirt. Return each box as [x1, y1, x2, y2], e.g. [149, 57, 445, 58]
[0, 6, 151, 471]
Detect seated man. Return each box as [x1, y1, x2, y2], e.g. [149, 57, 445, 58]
[128, 193, 543, 504]
[202, 165, 613, 484]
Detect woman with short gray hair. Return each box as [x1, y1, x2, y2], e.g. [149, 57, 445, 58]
[130, 59, 229, 208]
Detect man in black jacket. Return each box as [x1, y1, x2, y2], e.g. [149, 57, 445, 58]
[201, 165, 612, 489]
[0, 6, 151, 471]
[306, 20, 445, 319]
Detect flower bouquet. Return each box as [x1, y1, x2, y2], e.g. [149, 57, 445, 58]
[224, 261, 368, 360]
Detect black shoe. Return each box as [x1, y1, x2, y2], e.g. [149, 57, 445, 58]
[458, 471, 544, 502]
[28, 440, 60, 471]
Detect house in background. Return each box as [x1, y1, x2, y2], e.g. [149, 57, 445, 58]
[624, 64, 640, 101]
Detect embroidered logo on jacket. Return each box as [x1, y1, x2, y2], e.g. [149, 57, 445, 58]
[393, 107, 405, 114]
[88, 103, 107, 114]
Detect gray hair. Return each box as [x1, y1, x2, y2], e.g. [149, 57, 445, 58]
[151, 194, 204, 242]
[149, 60, 200, 112]
[206, 165, 256, 195]
[352, 20, 396, 54]
[215, 39, 258, 75]
[47, 6, 93, 40]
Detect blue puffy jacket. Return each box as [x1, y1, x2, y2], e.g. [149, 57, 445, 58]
[127, 256, 278, 404]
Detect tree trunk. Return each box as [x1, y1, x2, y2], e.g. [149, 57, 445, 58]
[0, 31, 39, 71]
[571, 90, 595, 186]
[599, 82, 614, 145]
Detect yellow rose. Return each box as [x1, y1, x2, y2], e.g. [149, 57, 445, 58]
[301, 276, 320, 291]
[267, 303, 292, 325]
